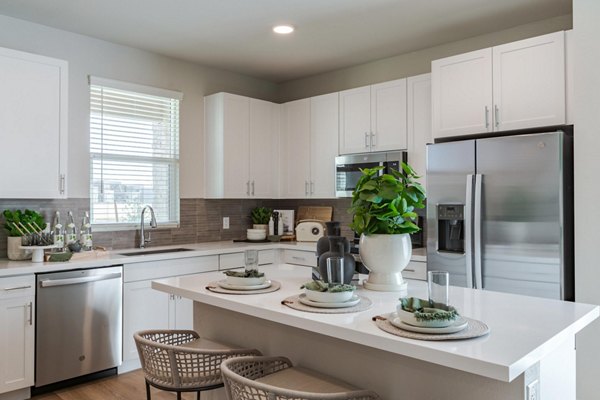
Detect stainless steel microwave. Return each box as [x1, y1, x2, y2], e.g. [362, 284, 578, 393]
[335, 151, 407, 197]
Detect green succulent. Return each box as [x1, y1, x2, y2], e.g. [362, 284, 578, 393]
[250, 207, 272, 224]
[349, 163, 426, 235]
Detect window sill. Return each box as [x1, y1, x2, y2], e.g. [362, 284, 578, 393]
[92, 222, 180, 232]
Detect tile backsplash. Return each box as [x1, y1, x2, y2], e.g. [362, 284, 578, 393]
[0, 198, 356, 258]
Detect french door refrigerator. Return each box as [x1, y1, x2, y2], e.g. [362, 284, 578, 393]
[426, 128, 573, 300]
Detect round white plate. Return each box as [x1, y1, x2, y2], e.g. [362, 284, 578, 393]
[225, 276, 267, 286]
[298, 293, 360, 308]
[390, 315, 468, 334]
[217, 279, 272, 291]
[304, 289, 355, 303]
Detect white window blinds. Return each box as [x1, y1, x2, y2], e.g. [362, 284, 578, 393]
[89, 77, 181, 227]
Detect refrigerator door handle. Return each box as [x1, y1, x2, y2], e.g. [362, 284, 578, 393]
[465, 174, 474, 289]
[474, 174, 483, 289]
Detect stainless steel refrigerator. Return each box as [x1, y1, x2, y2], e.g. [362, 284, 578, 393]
[426, 127, 573, 300]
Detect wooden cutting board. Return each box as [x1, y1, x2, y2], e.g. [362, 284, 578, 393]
[296, 206, 333, 223]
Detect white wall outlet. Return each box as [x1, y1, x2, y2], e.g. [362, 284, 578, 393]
[527, 379, 539, 400]
[222, 217, 229, 229]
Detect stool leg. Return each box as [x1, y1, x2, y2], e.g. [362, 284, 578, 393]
[145, 380, 151, 400]
[197, 391, 201, 400]
[177, 392, 182, 400]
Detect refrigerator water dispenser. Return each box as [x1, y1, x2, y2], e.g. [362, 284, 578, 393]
[437, 204, 464, 253]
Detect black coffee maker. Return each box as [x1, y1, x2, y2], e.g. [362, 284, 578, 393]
[437, 204, 465, 253]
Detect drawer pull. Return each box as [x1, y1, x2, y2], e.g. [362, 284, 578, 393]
[292, 256, 305, 261]
[404, 269, 415, 273]
[3, 285, 32, 291]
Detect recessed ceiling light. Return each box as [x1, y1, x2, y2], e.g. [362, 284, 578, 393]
[273, 25, 294, 34]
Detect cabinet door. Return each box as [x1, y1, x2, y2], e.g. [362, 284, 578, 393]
[222, 94, 251, 198]
[407, 74, 432, 187]
[370, 79, 408, 151]
[249, 99, 276, 198]
[0, 47, 68, 198]
[339, 86, 371, 154]
[281, 99, 311, 198]
[432, 48, 493, 139]
[173, 296, 194, 330]
[0, 297, 34, 393]
[493, 31, 565, 131]
[310, 93, 338, 198]
[122, 280, 170, 362]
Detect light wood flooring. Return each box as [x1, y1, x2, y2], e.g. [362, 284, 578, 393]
[31, 369, 221, 400]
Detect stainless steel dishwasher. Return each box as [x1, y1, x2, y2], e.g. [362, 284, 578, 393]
[35, 266, 123, 388]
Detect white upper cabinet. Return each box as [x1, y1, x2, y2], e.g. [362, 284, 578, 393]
[407, 74, 432, 187]
[339, 79, 408, 154]
[280, 95, 338, 199]
[432, 31, 566, 139]
[432, 48, 493, 139]
[310, 93, 339, 198]
[492, 31, 565, 131]
[204, 93, 278, 198]
[371, 79, 408, 152]
[280, 99, 311, 198]
[0, 47, 68, 198]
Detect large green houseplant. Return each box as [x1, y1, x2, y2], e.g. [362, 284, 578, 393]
[349, 164, 426, 292]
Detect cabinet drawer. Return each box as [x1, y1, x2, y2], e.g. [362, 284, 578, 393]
[283, 250, 316, 267]
[0, 275, 35, 299]
[403, 261, 427, 281]
[219, 253, 244, 270]
[124, 256, 219, 282]
[258, 249, 275, 265]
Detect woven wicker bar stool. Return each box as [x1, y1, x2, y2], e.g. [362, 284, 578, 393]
[134, 330, 262, 400]
[221, 356, 380, 400]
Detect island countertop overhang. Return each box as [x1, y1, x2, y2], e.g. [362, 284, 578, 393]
[152, 264, 599, 383]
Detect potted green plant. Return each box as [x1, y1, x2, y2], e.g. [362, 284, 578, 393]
[2, 209, 47, 261]
[250, 207, 272, 236]
[349, 164, 425, 291]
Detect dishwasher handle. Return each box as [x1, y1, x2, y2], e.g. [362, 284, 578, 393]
[39, 272, 122, 288]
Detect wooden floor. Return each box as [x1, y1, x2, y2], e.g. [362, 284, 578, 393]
[31, 369, 209, 400]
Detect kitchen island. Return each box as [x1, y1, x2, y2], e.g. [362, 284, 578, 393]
[153, 264, 598, 400]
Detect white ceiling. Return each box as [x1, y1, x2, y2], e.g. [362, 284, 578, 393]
[0, 0, 571, 83]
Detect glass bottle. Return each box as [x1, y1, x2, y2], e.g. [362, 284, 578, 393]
[52, 211, 64, 250]
[80, 211, 93, 251]
[66, 211, 77, 245]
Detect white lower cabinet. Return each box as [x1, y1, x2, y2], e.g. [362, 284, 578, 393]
[283, 250, 317, 267]
[121, 256, 218, 371]
[0, 276, 34, 395]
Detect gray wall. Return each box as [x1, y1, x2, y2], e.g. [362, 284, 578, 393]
[277, 14, 572, 102]
[0, 15, 279, 200]
[573, 1, 600, 399]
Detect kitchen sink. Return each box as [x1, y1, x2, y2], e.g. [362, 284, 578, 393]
[118, 248, 194, 256]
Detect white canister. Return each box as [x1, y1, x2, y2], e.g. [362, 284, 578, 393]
[7, 237, 32, 261]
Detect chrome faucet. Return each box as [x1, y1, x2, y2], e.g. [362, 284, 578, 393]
[139, 205, 157, 248]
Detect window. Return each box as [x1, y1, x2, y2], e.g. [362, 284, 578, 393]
[89, 77, 182, 228]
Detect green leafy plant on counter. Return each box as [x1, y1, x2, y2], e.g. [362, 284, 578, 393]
[251, 207, 272, 225]
[349, 163, 426, 235]
[2, 209, 47, 237]
[301, 280, 355, 293]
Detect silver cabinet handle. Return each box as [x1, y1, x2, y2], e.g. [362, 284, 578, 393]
[310, 181, 314, 195]
[465, 174, 474, 289]
[59, 174, 66, 195]
[251, 181, 255, 196]
[28, 302, 32, 326]
[305, 181, 309, 195]
[3, 285, 32, 291]
[494, 105, 500, 128]
[370, 132, 376, 147]
[364, 132, 369, 148]
[40, 272, 122, 288]
[484, 106, 490, 129]
[246, 181, 250, 196]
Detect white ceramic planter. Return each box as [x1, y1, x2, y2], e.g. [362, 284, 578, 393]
[253, 224, 269, 237]
[7, 236, 32, 261]
[359, 233, 411, 293]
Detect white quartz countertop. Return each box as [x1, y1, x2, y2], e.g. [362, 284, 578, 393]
[0, 240, 426, 277]
[152, 264, 598, 383]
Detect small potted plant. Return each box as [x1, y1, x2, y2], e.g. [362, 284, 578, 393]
[250, 207, 272, 236]
[2, 209, 47, 261]
[349, 163, 425, 291]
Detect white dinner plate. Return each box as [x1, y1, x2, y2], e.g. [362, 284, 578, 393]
[390, 314, 468, 334]
[298, 293, 361, 308]
[217, 279, 272, 291]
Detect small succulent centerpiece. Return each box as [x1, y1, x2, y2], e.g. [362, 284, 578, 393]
[250, 207, 272, 236]
[349, 164, 425, 292]
[2, 209, 47, 261]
